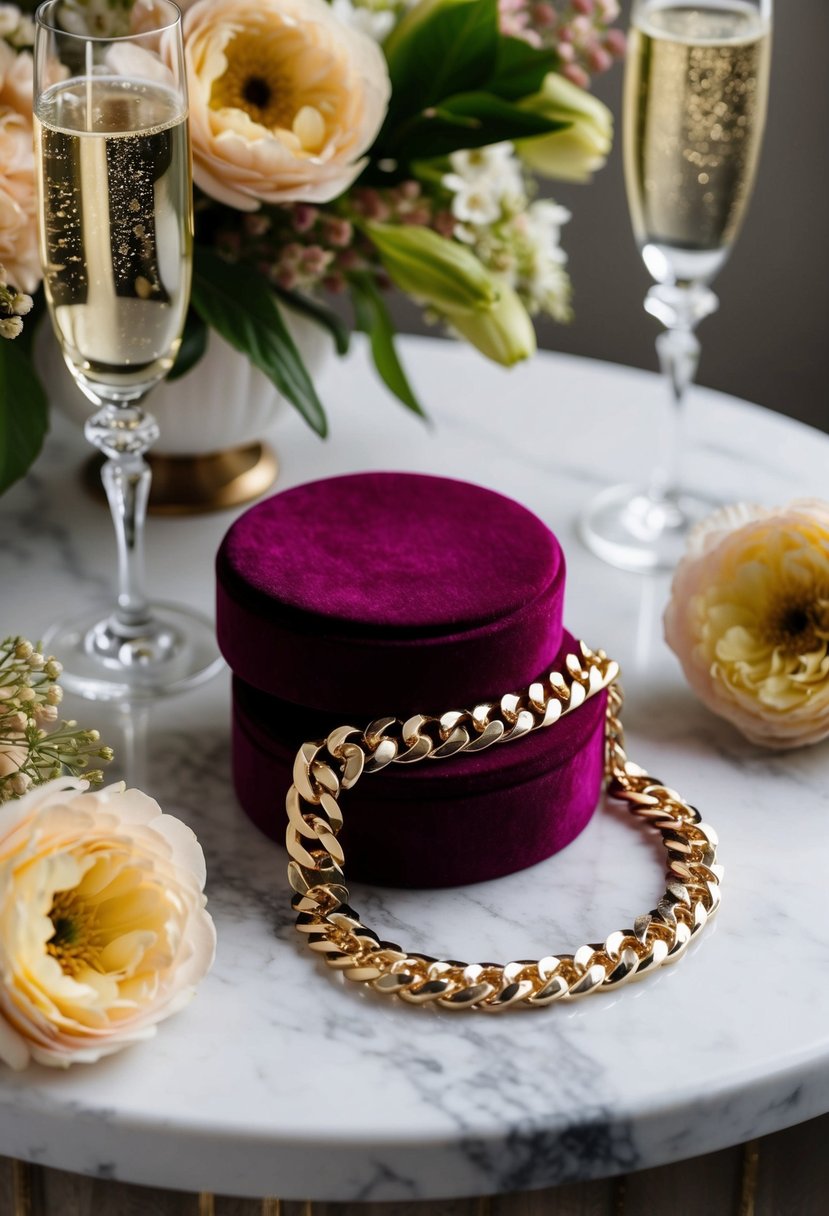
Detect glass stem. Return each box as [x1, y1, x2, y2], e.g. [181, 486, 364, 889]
[644, 282, 719, 507]
[85, 401, 160, 638]
[651, 323, 700, 504]
[117, 700, 151, 790]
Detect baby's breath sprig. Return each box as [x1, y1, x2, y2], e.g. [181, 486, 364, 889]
[0, 636, 114, 803]
[0, 265, 33, 341]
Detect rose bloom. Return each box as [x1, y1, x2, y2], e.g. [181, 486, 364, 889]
[0, 779, 216, 1069]
[177, 0, 390, 210]
[0, 40, 39, 294]
[664, 500, 829, 750]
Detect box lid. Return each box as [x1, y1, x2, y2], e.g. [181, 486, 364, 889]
[216, 472, 565, 716]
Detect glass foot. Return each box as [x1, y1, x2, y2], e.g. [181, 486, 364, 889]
[578, 483, 716, 573]
[42, 602, 225, 702]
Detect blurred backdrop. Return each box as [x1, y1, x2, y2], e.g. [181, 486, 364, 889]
[393, 0, 829, 435]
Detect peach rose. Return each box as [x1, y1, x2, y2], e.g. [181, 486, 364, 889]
[177, 0, 390, 210]
[0, 42, 38, 294]
[664, 500, 829, 750]
[0, 38, 32, 115]
[0, 779, 216, 1069]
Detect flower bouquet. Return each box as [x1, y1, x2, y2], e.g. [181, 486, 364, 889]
[0, 0, 622, 492]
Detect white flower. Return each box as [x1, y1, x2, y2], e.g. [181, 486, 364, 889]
[0, 315, 22, 339]
[57, 0, 132, 38]
[331, 0, 397, 42]
[0, 779, 216, 1069]
[664, 500, 829, 749]
[525, 199, 571, 264]
[443, 143, 527, 226]
[444, 179, 503, 225]
[0, 5, 19, 38]
[449, 141, 516, 179]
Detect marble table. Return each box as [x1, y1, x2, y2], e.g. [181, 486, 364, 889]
[0, 336, 827, 1203]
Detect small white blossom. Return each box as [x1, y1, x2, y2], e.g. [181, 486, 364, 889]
[525, 199, 572, 261]
[449, 143, 518, 182]
[9, 14, 33, 46]
[11, 293, 33, 316]
[0, 316, 23, 340]
[0, 4, 19, 38]
[331, 0, 414, 42]
[443, 143, 527, 227]
[57, 0, 132, 38]
[444, 179, 503, 225]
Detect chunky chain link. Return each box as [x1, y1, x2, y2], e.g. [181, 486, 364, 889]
[285, 643, 722, 1010]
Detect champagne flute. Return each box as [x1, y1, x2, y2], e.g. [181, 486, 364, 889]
[580, 0, 772, 571]
[34, 0, 222, 699]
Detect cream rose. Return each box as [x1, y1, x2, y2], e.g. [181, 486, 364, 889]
[0, 779, 216, 1069]
[664, 500, 829, 750]
[0, 42, 38, 294]
[178, 0, 391, 211]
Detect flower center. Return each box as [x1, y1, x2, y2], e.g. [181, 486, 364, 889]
[242, 75, 272, 112]
[47, 891, 104, 978]
[765, 595, 827, 655]
[210, 32, 297, 129]
[209, 29, 330, 152]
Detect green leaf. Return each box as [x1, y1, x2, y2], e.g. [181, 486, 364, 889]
[398, 92, 567, 161]
[349, 275, 425, 418]
[382, 0, 499, 133]
[489, 37, 559, 101]
[0, 339, 49, 496]
[192, 249, 328, 437]
[274, 289, 350, 358]
[167, 308, 208, 382]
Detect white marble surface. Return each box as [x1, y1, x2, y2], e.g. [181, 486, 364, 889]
[0, 336, 828, 1201]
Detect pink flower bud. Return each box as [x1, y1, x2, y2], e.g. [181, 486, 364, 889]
[531, 3, 557, 28]
[588, 45, 613, 73]
[244, 214, 272, 238]
[323, 217, 354, 248]
[292, 204, 318, 233]
[604, 28, 627, 57]
[563, 63, 591, 89]
[433, 211, 457, 238]
[402, 207, 431, 227]
[301, 245, 332, 275]
[281, 242, 304, 265]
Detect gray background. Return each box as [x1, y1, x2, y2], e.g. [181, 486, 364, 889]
[393, 0, 829, 435]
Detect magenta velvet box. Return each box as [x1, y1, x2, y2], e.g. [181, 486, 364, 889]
[216, 472, 606, 888]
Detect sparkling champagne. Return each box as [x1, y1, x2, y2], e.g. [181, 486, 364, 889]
[624, 1, 771, 284]
[36, 78, 192, 397]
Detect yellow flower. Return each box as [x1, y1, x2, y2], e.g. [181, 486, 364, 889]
[177, 0, 390, 210]
[664, 501, 829, 749]
[0, 779, 216, 1069]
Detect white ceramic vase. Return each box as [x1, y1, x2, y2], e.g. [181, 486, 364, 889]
[37, 308, 331, 457]
[36, 309, 332, 510]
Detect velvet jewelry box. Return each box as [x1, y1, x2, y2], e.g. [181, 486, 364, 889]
[216, 472, 606, 888]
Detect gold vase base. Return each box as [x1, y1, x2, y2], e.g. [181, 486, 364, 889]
[83, 443, 279, 516]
